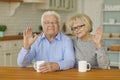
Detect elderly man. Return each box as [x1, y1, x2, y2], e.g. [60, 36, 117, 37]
[17, 11, 75, 73]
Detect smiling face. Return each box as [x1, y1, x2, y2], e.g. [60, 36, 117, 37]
[72, 18, 88, 38]
[43, 14, 59, 37]
[69, 14, 93, 39]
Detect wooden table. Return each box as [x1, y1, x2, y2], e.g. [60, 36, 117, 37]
[0, 67, 120, 80]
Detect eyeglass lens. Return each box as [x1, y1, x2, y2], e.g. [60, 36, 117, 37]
[71, 24, 85, 31]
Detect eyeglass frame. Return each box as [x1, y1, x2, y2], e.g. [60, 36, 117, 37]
[43, 21, 58, 25]
[71, 24, 85, 31]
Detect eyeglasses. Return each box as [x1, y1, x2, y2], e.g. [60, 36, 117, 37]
[71, 24, 85, 31]
[43, 21, 58, 25]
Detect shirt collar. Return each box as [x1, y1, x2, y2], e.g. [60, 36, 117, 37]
[41, 32, 61, 41]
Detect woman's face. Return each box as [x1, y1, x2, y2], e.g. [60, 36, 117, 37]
[71, 18, 88, 38]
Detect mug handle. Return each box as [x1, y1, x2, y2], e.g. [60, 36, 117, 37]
[87, 63, 91, 71]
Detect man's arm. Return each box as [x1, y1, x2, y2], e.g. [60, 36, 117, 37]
[17, 47, 34, 67]
[57, 37, 75, 70]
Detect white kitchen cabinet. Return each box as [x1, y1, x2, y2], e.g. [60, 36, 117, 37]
[36, 0, 76, 11]
[4, 51, 11, 66]
[10, 50, 19, 67]
[0, 53, 5, 66]
[4, 50, 19, 67]
[0, 40, 23, 67]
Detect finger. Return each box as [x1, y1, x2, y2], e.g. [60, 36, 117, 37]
[26, 27, 32, 36]
[40, 65, 51, 73]
[33, 34, 38, 40]
[23, 30, 26, 38]
[97, 27, 103, 34]
[39, 32, 43, 36]
[39, 62, 47, 68]
[28, 27, 32, 35]
[39, 65, 49, 73]
[39, 63, 51, 73]
[24, 27, 29, 37]
[25, 27, 29, 35]
[27, 27, 30, 34]
[39, 67, 49, 73]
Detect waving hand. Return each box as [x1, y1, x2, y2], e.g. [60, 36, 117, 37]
[23, 27, 38, 50]
[92, 27, 103, 49]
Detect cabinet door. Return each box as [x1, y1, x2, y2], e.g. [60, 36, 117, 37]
[4, 50, 18, 67]
[0, 42, 6, 66]
[11, 50, 18, 67]
[4, 51, 12, 66]
[3, 40, 23, 67]
[0, 53, 5, 66]
[36, 0, 76, 11]
[108, 52, 119, 67]
[0, 40, 23, 67]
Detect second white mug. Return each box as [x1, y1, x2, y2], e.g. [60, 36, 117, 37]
[78, 61, 91, 72]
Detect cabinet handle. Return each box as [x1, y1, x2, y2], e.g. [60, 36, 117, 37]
[14, 44, 17, 46]
[6, 53, 11, 56]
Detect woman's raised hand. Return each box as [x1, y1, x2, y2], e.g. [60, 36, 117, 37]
[23, 27, 38, 50]
[92, 27, 103, 49]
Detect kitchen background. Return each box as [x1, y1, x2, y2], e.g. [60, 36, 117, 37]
[0, 0, 102, 35]
[0, 0, 120, 68]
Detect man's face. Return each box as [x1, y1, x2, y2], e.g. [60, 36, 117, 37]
[43, 14, 59, 36]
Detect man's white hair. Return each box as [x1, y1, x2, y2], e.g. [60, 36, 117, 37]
[41, 11, 60, 26]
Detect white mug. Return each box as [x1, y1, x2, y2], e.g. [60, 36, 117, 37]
[78, 61, 91, 72]
[34, 61, 45, 72]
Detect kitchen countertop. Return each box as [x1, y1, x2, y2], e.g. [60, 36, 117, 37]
[0, 35, 23, 41]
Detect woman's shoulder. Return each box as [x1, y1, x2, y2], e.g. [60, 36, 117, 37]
[71, 37, 79, 45]
[71, 36, 77, 41]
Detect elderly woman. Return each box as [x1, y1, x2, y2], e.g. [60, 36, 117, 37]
[69, 13, 110, 69]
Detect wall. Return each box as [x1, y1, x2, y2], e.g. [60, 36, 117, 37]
[79, 0, 103, 33]
[0, 2, 77, 36]
[0, 2, 41, 35]
[0, 0, 104, 35]
[66, 0, 104, 34]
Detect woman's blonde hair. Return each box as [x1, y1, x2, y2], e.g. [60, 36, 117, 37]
[69, 13, 93, 32]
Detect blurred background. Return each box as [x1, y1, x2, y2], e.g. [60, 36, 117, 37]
[0, 0, 119, 69]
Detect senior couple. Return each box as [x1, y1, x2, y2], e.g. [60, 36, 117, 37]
[17, 11, 110, 73]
